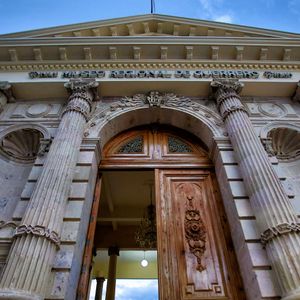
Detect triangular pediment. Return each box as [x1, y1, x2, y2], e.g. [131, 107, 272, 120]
[1, 14, 299, 39]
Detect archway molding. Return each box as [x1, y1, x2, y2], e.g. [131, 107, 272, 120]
[85, 92, 225, 153]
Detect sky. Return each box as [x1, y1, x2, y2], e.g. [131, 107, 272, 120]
[89, 279, 158, 300]
[0, 0, 300, 35]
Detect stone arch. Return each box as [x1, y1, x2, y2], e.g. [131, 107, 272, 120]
[85, 92, 225, 152]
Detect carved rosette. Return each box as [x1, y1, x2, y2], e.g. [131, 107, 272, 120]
[64, 78, 99, 121]
[184, 195, 206, 272]
[211, 79, 247, 121]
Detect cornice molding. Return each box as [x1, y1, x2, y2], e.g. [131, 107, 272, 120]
[1, 14, 299, 39]
[1, 61, 299, 72]
[2, 36, 300, 46]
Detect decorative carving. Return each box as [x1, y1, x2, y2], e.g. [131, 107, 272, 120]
[168, 136, 193, 153]
[117, 136, 143, 153]
[26, 103, 52, 118]
[0, 62, 298, 72]
[37, 138, 52, 157]
[0, 221, 17, 229]
[14, 224, 60, 248]
[266, 127, 300, 161]
[0, 81, 14, 105]
[163, 93, 205, 112]
[258, 103, 286, 117]
[261, 137, 276, 157]
[221, 104, 248, 121]
[261, 222, 300, 247]
[86, 91, 222, 138]
[210, 79, 247, 120]
[210, 79, 244, 108]
[110, 94, 145, 111]
[0, 128, 43, 163]
[146, 91, 164, 107]
[185, 195, 206, 272]
[64, 78, 99, 121]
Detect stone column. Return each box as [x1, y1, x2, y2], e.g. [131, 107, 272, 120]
[95, 277, 105, 300]
[105, 247, 119, 300]
[0, 79, 98, 300]
[211, 79, 300, 300]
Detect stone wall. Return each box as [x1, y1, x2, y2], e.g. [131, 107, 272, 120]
[0, 95, 299, 299]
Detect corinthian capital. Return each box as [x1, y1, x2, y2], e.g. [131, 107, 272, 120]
[210, 79, 244, 108]
[211, 79, 244, 96]
[64, 78, 99, 103]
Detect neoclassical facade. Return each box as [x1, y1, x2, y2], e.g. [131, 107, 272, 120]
[0, 14, 300, 300]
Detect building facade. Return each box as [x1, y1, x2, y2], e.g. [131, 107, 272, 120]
[0, 14, 300, 300]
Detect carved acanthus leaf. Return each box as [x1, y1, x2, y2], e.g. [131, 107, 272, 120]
[210, 79, 244, 95]
[110, 94, 146, 111]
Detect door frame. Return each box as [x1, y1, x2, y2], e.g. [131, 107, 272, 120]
[77, 126, 245, 299]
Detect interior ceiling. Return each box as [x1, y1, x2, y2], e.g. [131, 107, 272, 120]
[98, 170, 155, 230]
[93, 250, 158, 279]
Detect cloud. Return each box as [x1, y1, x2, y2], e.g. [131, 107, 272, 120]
[214, 14, 233, 23]
[197, 0, 234, 23]
[93, 279, 158, 300]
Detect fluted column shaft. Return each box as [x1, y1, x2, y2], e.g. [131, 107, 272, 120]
[211, 80, 300, 300]
[0, 79, 98, 300]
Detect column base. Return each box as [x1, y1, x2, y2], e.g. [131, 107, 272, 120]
[282, 287, 300, 300]
[0, 289, 42, 300]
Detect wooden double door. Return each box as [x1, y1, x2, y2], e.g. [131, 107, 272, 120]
[83, 126, 245, 299]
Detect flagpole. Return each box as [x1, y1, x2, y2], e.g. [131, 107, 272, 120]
[151, 0, 155, 14]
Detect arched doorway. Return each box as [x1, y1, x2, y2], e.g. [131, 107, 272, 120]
[82, 125, 245, 300]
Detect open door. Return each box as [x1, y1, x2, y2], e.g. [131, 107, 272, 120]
[81, 126, 245, 300]
[156, 169, 245, 300]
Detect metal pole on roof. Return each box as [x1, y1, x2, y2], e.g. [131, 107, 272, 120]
[151, 0, 155, 13]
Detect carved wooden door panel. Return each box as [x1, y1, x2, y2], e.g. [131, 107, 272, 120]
[155, 169, 245, 300]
